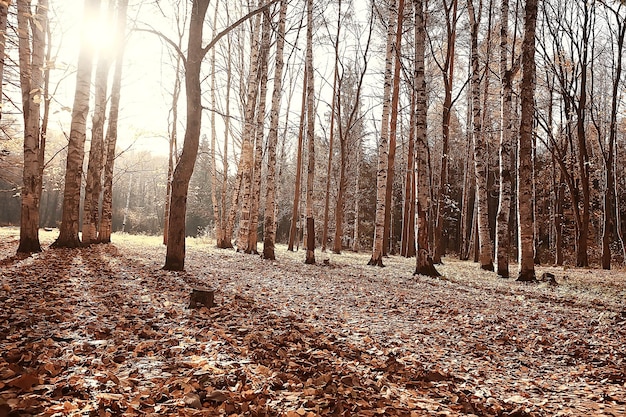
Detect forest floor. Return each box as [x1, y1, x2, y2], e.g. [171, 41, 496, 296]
[0, 228, 625, 417]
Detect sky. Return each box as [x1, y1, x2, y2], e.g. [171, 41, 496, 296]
[50, 0, 177, 156]
[47, 0, 383, 165]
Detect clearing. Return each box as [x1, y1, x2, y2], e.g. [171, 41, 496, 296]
[1, 228, 625, 416]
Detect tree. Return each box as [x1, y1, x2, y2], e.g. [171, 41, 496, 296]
[99, 0, 129, 243]
[517, 0, 537, 282]
[595, 1, 625, 269]
[431, 0, 459, 264]
[164, 0, 277, 270]
[495, 0, 515, 277]
[383, 0, 405, 256]
[82, 2, 114, 245]
[321, 0, 341, 254]
[236, 9, 262, 254]
[369, 0, 397, 267]
[414, 0, 440, 277]
[0, 0, 10, 123]
[263, 0, 287, 260]
[163, 1, 186, 246]
[247, 9, 271, 253]
[17, 0, 48, 254]
[288, 68, 307, 252]
[52, 0, 100, 248]
[304, 0, 316, 264]
[468, 0, 494, 271]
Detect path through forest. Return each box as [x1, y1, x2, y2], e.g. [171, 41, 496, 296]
[1, 228, 625, 416]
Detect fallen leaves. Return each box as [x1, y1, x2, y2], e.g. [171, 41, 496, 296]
[0, 228, 625, 416]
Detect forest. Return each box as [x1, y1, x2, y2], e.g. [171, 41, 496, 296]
[0, 0, 623, 276]
[1, 0, 626, 415]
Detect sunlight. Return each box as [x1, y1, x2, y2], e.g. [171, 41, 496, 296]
[83, 17, 116, 54]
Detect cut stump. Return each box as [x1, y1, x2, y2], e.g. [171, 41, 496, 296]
[188, 287, 215, 309]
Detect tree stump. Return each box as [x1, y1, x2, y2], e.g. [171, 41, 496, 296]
[188, 287, 215, 309]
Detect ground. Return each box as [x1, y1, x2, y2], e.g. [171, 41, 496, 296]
[1, 227, 625, 417]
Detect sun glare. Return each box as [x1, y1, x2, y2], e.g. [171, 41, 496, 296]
[83, 17, 116, 54]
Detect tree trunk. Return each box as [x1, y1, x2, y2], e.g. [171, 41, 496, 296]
[601, 4, 625, 269]
[383, 0, 404, 257]
[574, 1, 592, 268]
[236, 12, 262, 253]
[468, 0, 494, 271]
[414, 0, 439, 277]
[433, 0, 458, 264]
[164, 11, 184, 246]
[247, 10, 271, 254]
[164, 0, 210, 270]
[263, 0, 287, 260]
[82, 3, 113, 245]
[0, 0, 9, 123]
[98, 0, 128, 243]
[322, 0, 341, 253]
[218, 43, 234, 249]
[401, 73, 416, 258]
[495, 0, 513, 277]
[553, 158, 564, 266]
[209, 1, 221, 246]
[304, 0, 316, 265]
[288, 69, 307, 251]
[52, 0, 100, 249]
[17, 0, 47, 254]
[352, 139, 361, 253]
[517, 0, 537, 282]
[369, 0, 396, 267]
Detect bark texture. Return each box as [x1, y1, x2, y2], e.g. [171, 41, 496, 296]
[164, 0, 210, 270]
[304, 0, 316, 265]
[82, 6, 113, 245]
[263, 0, 287, 260]
[53, 0, 100, 249]
[517, 0, 538, 282]
[98, 0, 128, 243]
[495, 0, 513, 277]
[369, 0, 396, 267]
[468, 0, 494, 271]
[414, 0, 439, 277]
[17, 0, 47, 254]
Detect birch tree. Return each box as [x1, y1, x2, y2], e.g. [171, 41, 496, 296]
[0, 0, 10, 122]
[517, 0, 537, 282]
[52, 0, 100, 248]
[432, 0, 459, 264]
[247, 10, 271, 253]
[263, 0, 287, 260]
[98, 0, 128, 243]
[369, 0, 397, 266]
[414, 0, 439, 277]
[304, 0, 316, 264]
[468, 0, 494, 271]
[494, 0, 515, 277]
[17, 0, 48, 254]
[236, 10, 262, 253]
[322, 0, 341, 253]
[82, 2, 113, 245]
[383, 0, 405, 256]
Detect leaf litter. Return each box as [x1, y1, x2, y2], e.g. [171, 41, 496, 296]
[0, 228, 625, 416]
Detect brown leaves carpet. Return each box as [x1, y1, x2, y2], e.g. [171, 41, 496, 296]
[1, 229, 625, 416]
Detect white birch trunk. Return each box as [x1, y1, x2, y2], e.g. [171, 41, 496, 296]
[369, 0, 397, 266]
[468, 0, 494, 271]
[263, 0, 287, 260]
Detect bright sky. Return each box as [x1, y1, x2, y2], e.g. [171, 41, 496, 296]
[53, 0, 176, 156]
[50, 0, 382, 163]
